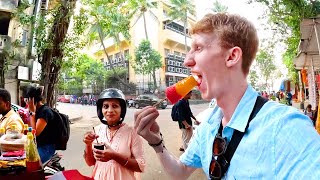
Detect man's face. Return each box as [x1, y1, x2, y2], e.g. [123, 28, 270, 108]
[0, 97, 9, 115]
[184, 33, 230, 100]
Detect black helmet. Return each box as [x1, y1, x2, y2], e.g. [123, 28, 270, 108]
[96, 88, 127, 126]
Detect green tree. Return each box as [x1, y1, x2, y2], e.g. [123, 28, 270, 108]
[132, 40, 162, 91]
[32, 0, 77, 107]
[168, 0, 196, 53]
[249, 0, 320, 83]
[82, 0, 132, 89]
[256, 48, 276, 91]
[71, 54, 106, 94]
[212, 0, 228, 13]
[128, 0, 157, 40]
[249, 69, 259, 89]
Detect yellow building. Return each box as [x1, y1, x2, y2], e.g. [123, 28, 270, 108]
[91, 0, 196, 94]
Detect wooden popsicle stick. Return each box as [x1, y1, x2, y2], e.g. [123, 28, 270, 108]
[153, 98, 167, 107]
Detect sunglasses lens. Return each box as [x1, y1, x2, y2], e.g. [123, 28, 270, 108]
[209, 159, 221, 178]
[213, 137, 226, 156]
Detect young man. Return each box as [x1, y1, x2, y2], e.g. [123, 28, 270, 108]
[173, 91, 198, 151]
[0, 88, 24, 132]
[25, 84, 56, 163]
[134, 13, 320, 179]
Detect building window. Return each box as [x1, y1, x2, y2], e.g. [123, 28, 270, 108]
[165, 48, 170, 56]
[174, 51, 180, 56]
[21, 29, 28, 46]
[115, 52, 120, 59]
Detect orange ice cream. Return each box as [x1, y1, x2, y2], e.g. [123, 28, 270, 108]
[165, 76, 198, 104]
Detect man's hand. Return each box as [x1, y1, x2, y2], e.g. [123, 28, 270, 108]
[134, 106, 161, 144]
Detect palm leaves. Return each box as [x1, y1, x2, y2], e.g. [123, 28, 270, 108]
[82, 0, 132, 89]
[168, 0, 195, 53]
[128, 0, 158, 40]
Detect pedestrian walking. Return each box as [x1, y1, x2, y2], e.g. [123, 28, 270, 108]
[134, 13, 320, 179]
[171, 91, 199, 151]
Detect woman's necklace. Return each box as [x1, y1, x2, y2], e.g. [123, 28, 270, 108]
[106, 124, 123, 143]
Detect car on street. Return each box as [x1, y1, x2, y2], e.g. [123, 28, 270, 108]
[134, 94, 167, 109]
[57, 95, 71, 103]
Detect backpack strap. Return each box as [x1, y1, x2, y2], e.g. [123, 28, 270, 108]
[218, 96, 268, 178]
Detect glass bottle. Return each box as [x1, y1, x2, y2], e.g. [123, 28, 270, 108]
[26, 132, 42, 172]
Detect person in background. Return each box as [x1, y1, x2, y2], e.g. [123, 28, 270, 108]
[134, 13, 320, 179]
[313, 106, 318, 127]
[0, 88, 24, 133]
[83, 88, 145, 180]
[304, 104, 314, 121]
[25, 84, 56, 163]
[286, 91, 292, 106]
[174, 91, 199, 151]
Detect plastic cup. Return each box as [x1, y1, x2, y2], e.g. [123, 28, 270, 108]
[93, 143, 104, 150]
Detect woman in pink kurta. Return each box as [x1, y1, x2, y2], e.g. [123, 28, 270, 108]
[83, 89, 145, 180]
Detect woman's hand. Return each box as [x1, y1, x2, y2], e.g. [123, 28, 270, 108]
[27, 97, 36, 112]
[93, 144, 116, 162]
[83, 131, 99, 146]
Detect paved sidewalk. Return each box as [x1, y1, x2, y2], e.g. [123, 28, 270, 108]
[55, 102, 93, 122]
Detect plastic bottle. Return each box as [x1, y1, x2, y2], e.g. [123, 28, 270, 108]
[26, 132, 42, 172]
[23, 124, 29, 135]
[0, 128, 4, 137]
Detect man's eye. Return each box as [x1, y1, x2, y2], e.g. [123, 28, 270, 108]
[196, 46, 202, 51]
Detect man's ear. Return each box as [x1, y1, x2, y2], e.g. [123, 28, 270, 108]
[225, 46, 242, 68]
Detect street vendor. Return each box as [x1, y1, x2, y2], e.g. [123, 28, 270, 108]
[0, 88, 24, 133]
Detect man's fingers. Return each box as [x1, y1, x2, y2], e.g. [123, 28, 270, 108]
[134, 106, 157, 129]
[136, 110, 159, 135]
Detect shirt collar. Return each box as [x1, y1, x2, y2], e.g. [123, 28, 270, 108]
[206, 85, 258, 133]
[227, 85, 258, 132]
[4, 109, 16, 118]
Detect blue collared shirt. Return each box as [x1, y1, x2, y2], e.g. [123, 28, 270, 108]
[180, 85, 320, 179]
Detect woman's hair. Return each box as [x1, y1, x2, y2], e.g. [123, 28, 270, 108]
[307, 104, 312, 109]
[25, 84, 44, 103]
[190, 13, 259, 75]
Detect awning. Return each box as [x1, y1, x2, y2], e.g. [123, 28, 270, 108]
[294, 16, 320, 70]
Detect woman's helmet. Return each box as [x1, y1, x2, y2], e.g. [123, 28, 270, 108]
[96, 88, 127, 126]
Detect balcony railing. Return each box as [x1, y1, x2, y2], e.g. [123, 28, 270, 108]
[0, 0, 18, 12]
[0, 35, 11, 53]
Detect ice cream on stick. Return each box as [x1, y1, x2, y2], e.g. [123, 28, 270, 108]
[165, 76, 198, 104]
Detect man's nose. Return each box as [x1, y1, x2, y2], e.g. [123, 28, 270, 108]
[183, 52, 195, 67]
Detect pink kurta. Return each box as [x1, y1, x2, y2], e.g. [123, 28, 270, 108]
[92, 123, 145, 180]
